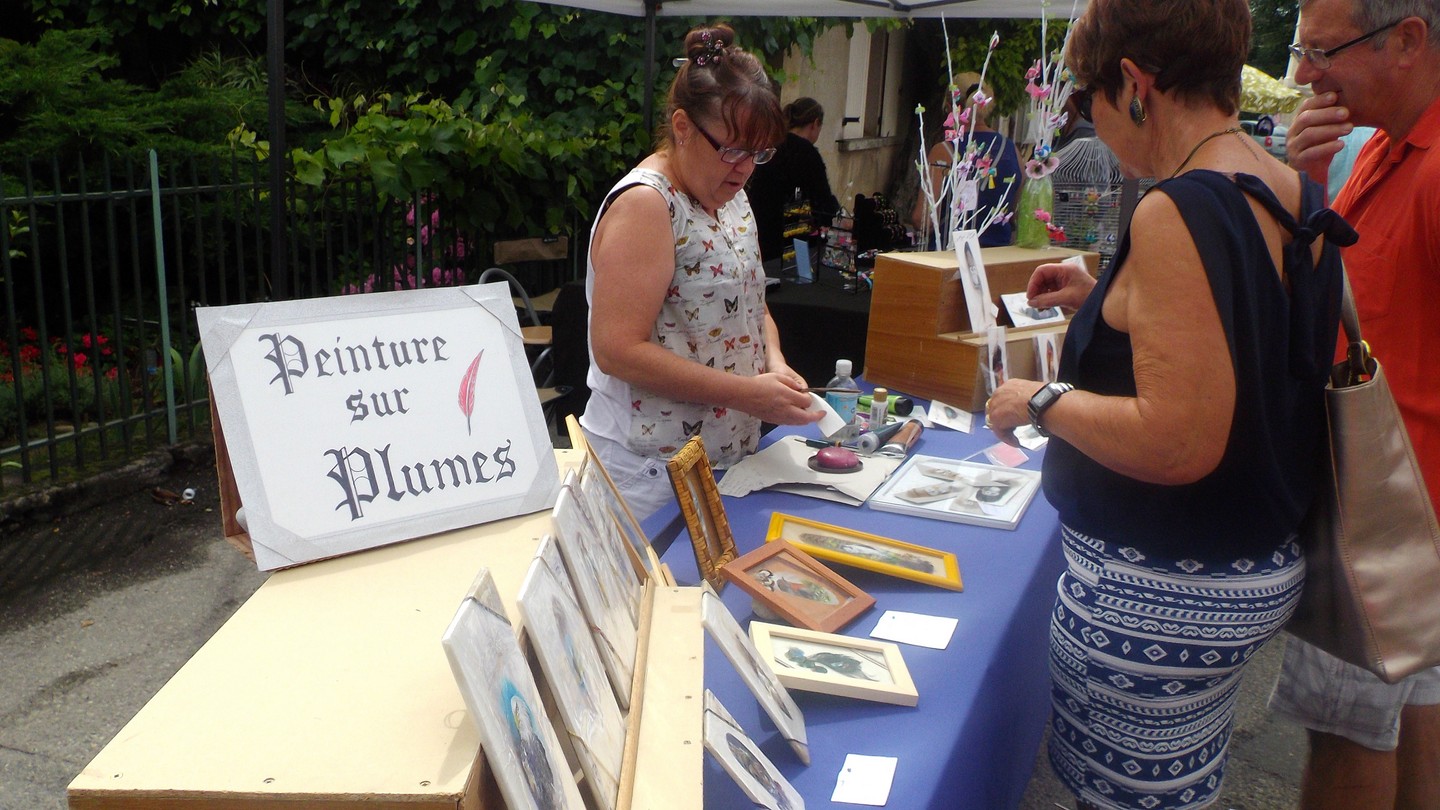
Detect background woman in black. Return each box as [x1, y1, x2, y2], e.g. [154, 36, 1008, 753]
[748, 97, 840, 265]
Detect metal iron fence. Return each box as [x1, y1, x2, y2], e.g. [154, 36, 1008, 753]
[1, 150, 524, 496]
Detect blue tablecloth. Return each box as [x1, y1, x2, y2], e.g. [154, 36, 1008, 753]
[646, 417, 1065, 810]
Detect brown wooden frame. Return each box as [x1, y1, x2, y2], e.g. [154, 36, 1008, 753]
[722, 540, 875, 633]
[665, 436, 737, 591]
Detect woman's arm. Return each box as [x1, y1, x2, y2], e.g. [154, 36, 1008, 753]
[990, 191, 1235, 485]
[589, 186, 819, 426]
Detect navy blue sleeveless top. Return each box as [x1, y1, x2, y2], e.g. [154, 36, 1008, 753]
[1042, 171, 1357, 562]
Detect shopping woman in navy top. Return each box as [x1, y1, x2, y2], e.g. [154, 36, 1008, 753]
[984, 1, 1355, 807]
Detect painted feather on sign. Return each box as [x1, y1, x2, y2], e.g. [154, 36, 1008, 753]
[459, 350, 483, 435]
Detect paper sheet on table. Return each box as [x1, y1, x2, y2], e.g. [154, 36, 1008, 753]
[869, 610, 958, 650]
[717, 436, 902, 506]
[832, 754, 898, 806]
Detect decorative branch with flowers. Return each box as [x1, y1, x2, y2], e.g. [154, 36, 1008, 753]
[913, 24, 1015, 252]
[1016, 3, 1081, 246]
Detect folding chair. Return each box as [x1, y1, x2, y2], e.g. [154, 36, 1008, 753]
[478, 266, 569, 427]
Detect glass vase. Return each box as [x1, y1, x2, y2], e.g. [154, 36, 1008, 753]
[1015, 173, 1054, 249]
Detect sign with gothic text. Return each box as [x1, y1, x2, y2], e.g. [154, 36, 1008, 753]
[198, 284, 559, 570]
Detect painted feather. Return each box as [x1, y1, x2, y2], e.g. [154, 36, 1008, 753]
[459, 350, 483, 435]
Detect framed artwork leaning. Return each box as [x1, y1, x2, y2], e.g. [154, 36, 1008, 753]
[701, 588, 810, 765]
[667, 435, 738, 591]
[441, 568, 586, 810]
[721, 540, 875, 633]
[749, 621, 918, 707]
[702, 690, 806, 810]
[765, 512, 963, 591]
[518, 538, 626, 810]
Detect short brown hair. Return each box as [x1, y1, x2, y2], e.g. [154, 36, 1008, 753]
[1066, 0, 1250, 115]
[660, 24, 785, 151]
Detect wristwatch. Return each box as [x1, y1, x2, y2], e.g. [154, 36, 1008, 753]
[1027, 382, 1074, 437]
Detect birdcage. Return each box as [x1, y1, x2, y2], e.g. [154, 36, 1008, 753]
[1051, 138, 1128, 267]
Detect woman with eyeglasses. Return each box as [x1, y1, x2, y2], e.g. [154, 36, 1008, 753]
[581, 23, 821, 520]
[982, 1, 1358, 807]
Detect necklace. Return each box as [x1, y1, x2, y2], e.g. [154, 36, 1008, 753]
[1169, 126, 1244, 178]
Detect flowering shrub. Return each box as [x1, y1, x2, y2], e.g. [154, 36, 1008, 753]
[1, 326, 123, 440]
[340, 198, 470, 295]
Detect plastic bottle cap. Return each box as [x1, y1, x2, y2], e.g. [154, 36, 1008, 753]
[873, 388, 887, 401]
[835, 359, 852, 376]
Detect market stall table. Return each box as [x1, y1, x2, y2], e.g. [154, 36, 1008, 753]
[648, 413, 1064, 810]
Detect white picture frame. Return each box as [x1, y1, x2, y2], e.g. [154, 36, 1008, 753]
[441, 570, 585, 810]
[868, 454, 1042, 530]
[952, 228, 995, 332]
[567, 469, 642, 628]
[518, 539, 627, 810]
[552, 470, 637, 708]
[700, 589, 810, 765]
[749, 622, 918, 707]
[197, 284, 559, 570]
[702, 690, 806, 810]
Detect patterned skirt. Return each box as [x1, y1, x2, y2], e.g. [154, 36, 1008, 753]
[1048, 524, 1304, 810]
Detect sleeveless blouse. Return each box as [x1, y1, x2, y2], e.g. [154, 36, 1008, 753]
[582, 168, 770, 467]
[1043, 171, 1357, 562]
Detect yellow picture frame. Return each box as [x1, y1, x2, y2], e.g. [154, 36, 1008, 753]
[765, 512, 963, 591]
[666, 436, 738, 592]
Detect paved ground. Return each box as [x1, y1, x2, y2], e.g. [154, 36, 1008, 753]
[0, 443, 1307, 810]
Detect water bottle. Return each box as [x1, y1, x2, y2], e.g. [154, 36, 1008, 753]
[824, 359, 860, 440]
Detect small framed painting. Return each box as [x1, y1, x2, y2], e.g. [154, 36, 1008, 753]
[441, 570, 585, 810]
[702, 690, 806, 810]
[765, 512, 963, 591]
[701, 589, 809, 765]
[666, 436, 738, 592]
[721, 540, 875, 633]
[749, 621, 918, 707]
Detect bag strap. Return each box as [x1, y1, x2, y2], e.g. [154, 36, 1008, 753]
[1336, 263, 1377, 386]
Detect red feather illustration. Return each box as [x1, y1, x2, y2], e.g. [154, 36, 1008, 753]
[459, 350, 483, 435]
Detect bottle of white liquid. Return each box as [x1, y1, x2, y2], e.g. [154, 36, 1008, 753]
[824, 359, 860, 441]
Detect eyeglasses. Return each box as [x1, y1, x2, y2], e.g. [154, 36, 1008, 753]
[1289, 20, 1403, 70]
[693, 122, 777, 165]
[1071, 86, 1094, 122]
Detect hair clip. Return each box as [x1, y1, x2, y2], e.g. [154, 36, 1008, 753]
[672, 57, 689, 67]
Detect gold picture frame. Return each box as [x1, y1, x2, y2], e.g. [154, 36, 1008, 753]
[666, 436, 738, 592]
[748, 621, 918, 706]
[766, 512, 963, 591]
[722, 540, 875, 633]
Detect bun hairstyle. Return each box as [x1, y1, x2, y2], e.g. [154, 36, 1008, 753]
[784, 97, 824, 130]
[661, 23, 785, 153]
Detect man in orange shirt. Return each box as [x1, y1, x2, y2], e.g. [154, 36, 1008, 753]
[1268, 1, 1440, 808]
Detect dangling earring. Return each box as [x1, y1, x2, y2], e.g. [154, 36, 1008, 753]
[1129, 97, 1147, 126]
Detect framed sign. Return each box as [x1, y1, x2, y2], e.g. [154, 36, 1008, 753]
[198, 284, 559, 570]
[666, 435, 737, 591]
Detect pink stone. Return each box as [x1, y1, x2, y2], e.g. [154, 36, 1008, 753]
[814, 446, 860, 470]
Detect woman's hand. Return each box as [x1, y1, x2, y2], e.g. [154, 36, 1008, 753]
[1027, 261, 1096, 311]
[986, 379, 1045, 446]
[742, 373, 824, 426]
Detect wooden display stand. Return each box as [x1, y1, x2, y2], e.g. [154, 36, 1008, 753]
[67, 448, 705, 810]
[863, 246, 1099, 411]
